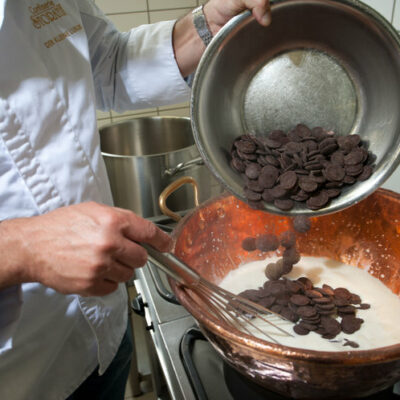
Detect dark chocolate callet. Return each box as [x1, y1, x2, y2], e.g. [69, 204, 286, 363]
[242, 237, 256, 251]
[293, 215, 311, 233]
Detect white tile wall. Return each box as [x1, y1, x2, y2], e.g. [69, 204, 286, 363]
[148, 0, 197, 10]
[392, 1, 400, 29]
[96, 109, 111, 119]
[107, 12, 148, 32]
[97, 119, 113, 129]
[158, 107, 190, 117]
[149, 8, 192, 23]
[111, 108, 158, 120]
[158, 101, 190, 110]
[361, 0, 395, 22]
[95, 0, 147, 14]
[112, 111, 157, 124]
[94, 0, 200, 127]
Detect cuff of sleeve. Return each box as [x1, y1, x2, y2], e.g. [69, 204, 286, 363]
[0, 285, 23, 352]
[121, 20, 191, 109]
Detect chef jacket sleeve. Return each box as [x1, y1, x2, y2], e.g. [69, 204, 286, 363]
[78, 1, 191, 112]
[0, 285, 22, 353]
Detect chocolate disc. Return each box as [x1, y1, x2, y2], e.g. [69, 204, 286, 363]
[242, 237, 256, 251]
[280, 171, 298, 190]
[293, 215, 311, 233]
[256, 234, 279, 252]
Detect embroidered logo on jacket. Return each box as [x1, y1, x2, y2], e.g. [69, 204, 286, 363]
[29, 1, 67, 29]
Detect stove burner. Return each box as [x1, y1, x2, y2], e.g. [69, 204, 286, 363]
[223, 359, 400, 400]
[181, 327, 400, 400]
[180, 328, 209, 400]
[223, 362, 286, 400]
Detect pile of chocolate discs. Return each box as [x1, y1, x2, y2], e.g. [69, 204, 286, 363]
[239, 217, 370, 346]
[238, 276, 370, 346]
[229, 124, 376, 211]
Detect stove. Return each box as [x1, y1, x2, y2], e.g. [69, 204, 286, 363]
[133, 263, 194, 400]
[133, 218, 400, 400]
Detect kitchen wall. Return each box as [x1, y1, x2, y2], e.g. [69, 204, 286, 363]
[94, 0, 209, 127]
[93, 0, 400, 192]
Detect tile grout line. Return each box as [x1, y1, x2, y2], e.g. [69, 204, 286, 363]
[104, 6, 197, 17]
[392, 0, 397, 24]
[146, 0, 150, 24]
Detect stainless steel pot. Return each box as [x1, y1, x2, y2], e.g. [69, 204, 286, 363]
[99, 116, 223, 218]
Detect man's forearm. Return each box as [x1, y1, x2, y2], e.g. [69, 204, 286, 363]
[172, 10, 207, 78]
[0, 219, 28, 290]
[0, 203, 173, 296]
[172, 1, 271, 77]
[172, 3, 230, 78]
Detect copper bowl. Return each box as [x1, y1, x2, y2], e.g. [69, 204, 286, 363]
[169, 188, 400, 399]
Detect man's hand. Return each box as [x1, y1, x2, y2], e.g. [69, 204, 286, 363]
[173, 0, 270, 77]
[204, 0, 271, 33]
[0, 202, 172, 296]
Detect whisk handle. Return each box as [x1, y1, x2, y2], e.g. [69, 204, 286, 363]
[142, 244, 201, 286]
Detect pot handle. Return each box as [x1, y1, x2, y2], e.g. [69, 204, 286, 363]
[164, 156, 204, 176]
[159, 176, 199, 222]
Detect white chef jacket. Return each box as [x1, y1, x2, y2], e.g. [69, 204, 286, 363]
[0, 0, 190, 399]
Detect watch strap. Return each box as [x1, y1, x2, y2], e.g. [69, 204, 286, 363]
[192, 5, 213, 46]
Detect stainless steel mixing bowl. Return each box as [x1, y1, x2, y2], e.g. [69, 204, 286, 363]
[191, 0, 400, 216]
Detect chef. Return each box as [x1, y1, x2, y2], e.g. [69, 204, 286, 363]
[0, 0, 270, 399]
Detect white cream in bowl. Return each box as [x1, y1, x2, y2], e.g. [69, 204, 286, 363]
[219, 256, 400, 351]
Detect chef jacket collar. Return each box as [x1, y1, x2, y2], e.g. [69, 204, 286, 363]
[0, 0, 5, 30]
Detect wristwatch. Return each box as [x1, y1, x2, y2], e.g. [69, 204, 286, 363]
[192, 5, 213, 46]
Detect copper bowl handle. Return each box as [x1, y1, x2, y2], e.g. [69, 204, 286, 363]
[159, 176, 200, 222]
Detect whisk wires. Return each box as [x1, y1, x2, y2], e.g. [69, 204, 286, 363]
[183, 277, 294, 344]
[143, 244, 293, 344]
